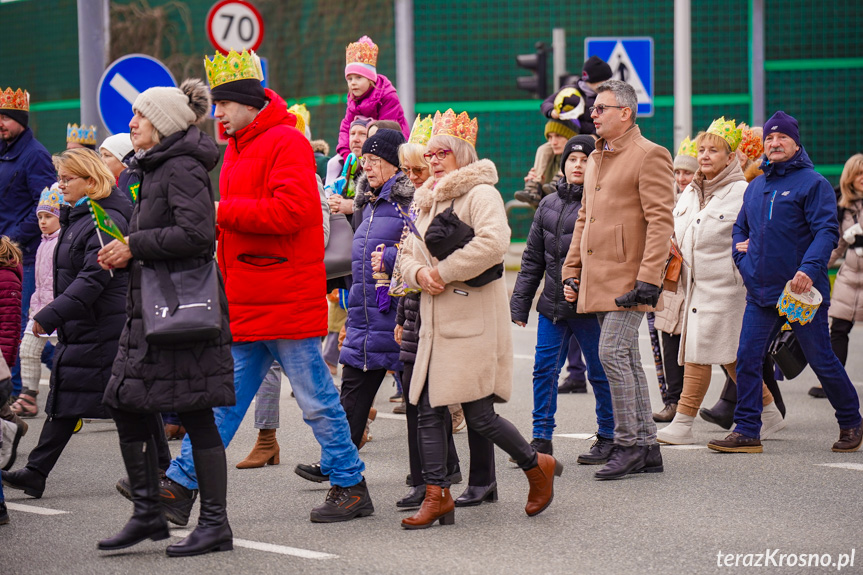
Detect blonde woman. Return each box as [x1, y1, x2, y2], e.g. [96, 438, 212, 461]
[1, 148, 131, 497]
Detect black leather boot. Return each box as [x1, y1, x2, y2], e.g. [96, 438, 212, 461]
[454, 482, 498, 507]
[1, 467, 46, 498]
[700, 375, 737, 430]
[98, 439, 169, 551]
[594, 444, 643, 480]
[166, 446, 232, 557]
[396, 485, 426, 508]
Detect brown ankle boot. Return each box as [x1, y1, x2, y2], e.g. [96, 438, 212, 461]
[401, 485, 455, 529]
[235, 429, 280, 469]
[524, 452, 563, 517]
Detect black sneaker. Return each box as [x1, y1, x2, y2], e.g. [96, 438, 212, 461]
[558, 377, 587, 394]
[159, 476, 197, 526]
[295, 461, 329, 483]
[309, 479, 375, 523]
[0, 501, 9, 525]
[577, 434, 615, 465]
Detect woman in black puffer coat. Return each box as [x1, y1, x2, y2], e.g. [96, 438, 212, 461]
[96, 80, 235, 557]
[1, 148, 131, 498]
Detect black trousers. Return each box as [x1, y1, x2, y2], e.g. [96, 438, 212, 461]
[340, 365, 388, 448]
[110, 407, 221, 451]
[660, 332, 684, 405]
[830, 317, 854, 366]
[25, 417, 78, 478]
[416, 383, 535, 488]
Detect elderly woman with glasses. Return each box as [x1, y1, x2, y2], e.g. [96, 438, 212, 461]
[398, 110, 562, 530]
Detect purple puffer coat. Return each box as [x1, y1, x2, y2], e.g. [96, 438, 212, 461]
[337, 74, 409, 158]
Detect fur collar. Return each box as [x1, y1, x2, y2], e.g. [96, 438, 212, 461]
[353, 170, 414, 212]
[414, 159, 498, 210]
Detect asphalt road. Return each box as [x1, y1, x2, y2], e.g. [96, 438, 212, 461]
[3, 278, 862, 574]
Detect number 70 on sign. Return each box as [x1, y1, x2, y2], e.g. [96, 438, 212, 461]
[206, 0, 264, 54]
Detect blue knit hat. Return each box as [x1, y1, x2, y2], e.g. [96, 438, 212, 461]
[763, 111, 800, 147]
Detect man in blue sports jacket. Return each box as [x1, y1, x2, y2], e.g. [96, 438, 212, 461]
[708, 111, 862, 454]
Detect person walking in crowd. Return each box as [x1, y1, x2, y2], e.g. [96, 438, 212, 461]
[1, 148, 131, 498]
[0, 237, 23, 471]
[136, 51, 371, 526]
[0, 87, 56, 406]
[95, 79, 235, 557]
[652, 136, 698, 423]
[511, 135, 615, 465]
[99, 133, 134, 184]
[655, 119, 784, 445]
[9, 188, 63, 420]
[562, 80, 674, 480]
[399, 109, 562, 529]
[708, 111, 863, 454]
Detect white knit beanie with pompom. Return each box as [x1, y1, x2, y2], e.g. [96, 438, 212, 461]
[133, 79, 210, 138]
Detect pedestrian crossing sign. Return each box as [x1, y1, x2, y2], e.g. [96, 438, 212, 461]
[584, 37, 654, 117]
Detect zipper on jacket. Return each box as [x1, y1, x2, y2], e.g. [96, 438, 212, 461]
[552, 203, 568, 324]
[768, 190, 777, 220]
[361, 203, 376, 372]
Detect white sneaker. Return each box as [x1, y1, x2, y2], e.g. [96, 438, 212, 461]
[760, 402, 786, 439]
[656, 413, 696, 445]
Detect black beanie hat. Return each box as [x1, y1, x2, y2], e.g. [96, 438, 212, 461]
[361, 128, 405, 168]
[561, 135, 596, 172]
[209, 78, 267, 109]
[581, 56, 613, 83]
[3, 109, 29, 129]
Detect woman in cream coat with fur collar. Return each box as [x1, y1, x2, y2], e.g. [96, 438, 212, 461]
[398, 112, 561, 529]
[657, 123, 785, 445]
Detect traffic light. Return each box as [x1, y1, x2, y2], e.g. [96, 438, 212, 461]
[516, 42, 549, 99]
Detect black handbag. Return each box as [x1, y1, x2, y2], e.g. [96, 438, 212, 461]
[325, 213, 354, 280]
[424, 202, 503, 288]
[141, 259, 222, 345]
[769, 329, 808, 379]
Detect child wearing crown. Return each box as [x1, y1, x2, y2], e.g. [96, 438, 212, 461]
[337, 36, 409, 161]
[10, 187, 63, 418]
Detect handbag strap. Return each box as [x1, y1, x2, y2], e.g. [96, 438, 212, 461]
[154, 260, 180, 314]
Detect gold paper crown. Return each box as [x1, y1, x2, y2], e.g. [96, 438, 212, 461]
[66, 123, 98, 146]
[408, 114, 433, 145]
[676, 136, 697, 158]
[288, 104, 310, 135]
[739, 127, 764, 161]
[345, 36, 378, 67]
[0, 88, 29, 111]
[706, 116, 743, 152]
[432, 109, 478, 147]
[204, 50, 264, 89]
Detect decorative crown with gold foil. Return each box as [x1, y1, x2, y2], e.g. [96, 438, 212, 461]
[346, 36, 378, 68]
[739, 127, 764, 161]
[676, 136, 697, 158]
[432, 109, 479, 147]
[288, 104, 310, 135]
[706, 117, 743, 152]
[204, 50, 264, 89]
[66, 123, 98, 146]
[408, 114, 433, 145]
[0, 88, 29, 111]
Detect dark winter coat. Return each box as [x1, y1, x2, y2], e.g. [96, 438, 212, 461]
[733, 147, 838, 307]
[0, 264, 23, 367]
[103, 127, 235, 414]
[396, 292, 420, 364]
[340, 171, 413, 371]
[33, 190, 131, 419]
[0, 128, 57, 265]
[511, 178, 585, 324]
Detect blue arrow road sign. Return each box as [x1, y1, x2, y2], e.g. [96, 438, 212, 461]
[585, 37, 654, 117]
[98, 54, 176, 135]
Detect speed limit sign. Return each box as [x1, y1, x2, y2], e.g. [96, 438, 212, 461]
[206, 0, 264, 54]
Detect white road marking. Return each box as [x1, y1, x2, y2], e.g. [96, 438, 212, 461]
[514, 354, 533, 360]
[171, 530, 337, 559]
[554, 433, 595, 440]
[375, 412, 406, 421]
[816, 463, 863, 472]
[109, 73, 141, 104]
[6, 502, 68, 515]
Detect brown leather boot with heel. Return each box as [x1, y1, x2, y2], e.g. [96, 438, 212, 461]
[236, 429, 280, 469]
[524, 452, 563, 517]
[401, 485, 455, 530]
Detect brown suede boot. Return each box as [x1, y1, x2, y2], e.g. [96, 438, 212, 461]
[524, 452, 563, 517]
[235, 429, 280, 469]
[401, 485, 455, 530]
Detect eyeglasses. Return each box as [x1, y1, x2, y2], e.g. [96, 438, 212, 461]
[423, 149, 452, 162]
[57, 175, 82, 185]
[400, 166, 426, 176]
[588, 104, 629, 115]
[360, 155, 381, 167]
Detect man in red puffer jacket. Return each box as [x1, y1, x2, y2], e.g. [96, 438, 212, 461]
[160, 51, 372, 525]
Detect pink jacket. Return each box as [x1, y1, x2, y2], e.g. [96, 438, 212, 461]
[29, 230, 58, 318]
[337, 74, 409, 158]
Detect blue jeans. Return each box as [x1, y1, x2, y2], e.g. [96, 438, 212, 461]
[734, 303, 862, 438]
[532, 313, 613, 440]
[166, 337, 365, 488]
[10, 262, 35, 396]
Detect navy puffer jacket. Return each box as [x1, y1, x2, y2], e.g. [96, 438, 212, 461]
[340, 171, 414, 371]
[511, 177, 585, 324]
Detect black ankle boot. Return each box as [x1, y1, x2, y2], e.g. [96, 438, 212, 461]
[166, 446, 232, 557]
[1, 467, 46, 498]
[98, 439, 169, 551]
[396, 485, 426, 508]
[594, 444, 643, 480]
[454, 482, 498, 507]
[699, 398, 736, 430]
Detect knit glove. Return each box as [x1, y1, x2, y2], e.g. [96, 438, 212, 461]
[615, 281, 662, 308]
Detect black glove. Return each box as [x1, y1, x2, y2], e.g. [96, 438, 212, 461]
[614, 281, 662, 308]
[563, 278, 580, 311]
[561, 94, 581, 109]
